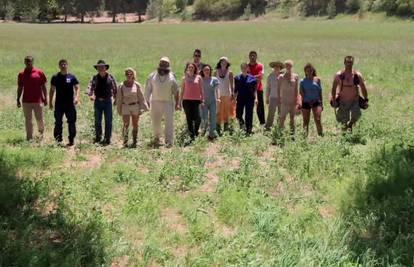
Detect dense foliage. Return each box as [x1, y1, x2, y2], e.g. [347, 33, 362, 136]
[0, 0, 413, 22]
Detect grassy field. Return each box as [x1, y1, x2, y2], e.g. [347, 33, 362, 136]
[1, 19, 414, 266]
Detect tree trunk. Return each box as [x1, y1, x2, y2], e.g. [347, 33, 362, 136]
[112, 12, 116, 23]
[138, 14, 142, 22]
[81, 12, 84, 23]
[64, 13, 67, 23]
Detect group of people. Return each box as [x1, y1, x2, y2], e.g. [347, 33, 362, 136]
[16, 51, 369, 147]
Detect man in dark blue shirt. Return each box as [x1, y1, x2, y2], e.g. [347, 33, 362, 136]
[49, 59, 80, 146]
[234, 63, 257, 135]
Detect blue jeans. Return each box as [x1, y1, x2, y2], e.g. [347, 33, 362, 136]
[94, 99, 112, 141]
[201, 100, 217, 137]
[54, 103, 76, 142]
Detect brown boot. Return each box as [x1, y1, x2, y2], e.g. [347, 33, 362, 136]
[131, 129, 138, 148]
[123, 127, 129, 148]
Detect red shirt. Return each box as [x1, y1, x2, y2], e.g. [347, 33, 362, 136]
[18, 67, 47, 103]
[248, 62, 264, 91]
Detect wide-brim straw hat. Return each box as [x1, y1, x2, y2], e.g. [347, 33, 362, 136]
[94, 59, 110, 70]
[269, 61, 285, 69]
[159, 56, 171, 70]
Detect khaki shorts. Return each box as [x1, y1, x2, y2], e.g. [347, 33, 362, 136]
[121, 103, 140, 116]
[336, 99, 361, 124]
[280, 103, 296, 118]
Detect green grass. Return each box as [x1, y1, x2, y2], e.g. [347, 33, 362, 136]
[0, 19, 414, 266]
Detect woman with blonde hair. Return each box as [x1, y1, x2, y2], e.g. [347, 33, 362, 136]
[116, 67, 148, 147]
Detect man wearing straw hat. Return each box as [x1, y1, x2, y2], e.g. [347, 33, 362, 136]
[264, 61, 284, 131]
[145, 57, 180, 148]
[88, 59, 117, 145]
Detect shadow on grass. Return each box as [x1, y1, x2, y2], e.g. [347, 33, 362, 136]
[0, 149, 108, 266]
[344, 143, 414, 266]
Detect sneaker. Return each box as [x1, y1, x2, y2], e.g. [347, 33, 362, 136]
[101, 139, 111, 146]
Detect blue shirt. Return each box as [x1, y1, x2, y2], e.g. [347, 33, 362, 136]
[300, 77, 322, 102]
[202, 77, 219, 104]
[234, 74, 257, 101]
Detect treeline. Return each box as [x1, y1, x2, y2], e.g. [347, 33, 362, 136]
[0, 0, 413, 23]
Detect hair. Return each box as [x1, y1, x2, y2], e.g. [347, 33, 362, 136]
[249, 51, 257, 57]
[124, 67, 136, 80]
[216, 58, 231, 70]
[24, 55, 34, 61]
[344, 55, 354, 63]
[200, 64, 212, 77]
[59, 59, 68, 65]
[284, 59, 294, 67]
[304, 63, 317, 77]
[193, 49, 202, 56]
[184, 62, 198, 75]
[240, 62, 249, 69]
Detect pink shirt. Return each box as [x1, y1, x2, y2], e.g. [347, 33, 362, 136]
[334, 70, 364, 102]
[182, 75, 203, 101]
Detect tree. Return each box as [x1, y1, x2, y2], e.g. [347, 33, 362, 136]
[327, 0, 336, 18]
[73, 0, 100, 23]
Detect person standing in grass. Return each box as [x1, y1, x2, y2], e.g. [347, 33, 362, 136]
[215, 56, 235, 134]
[192, 49, 205, 73]
[201, 64, 220, 140]
[17, 56, 47, 141]
[87, 60, 117, 146]
[49, 59, 80, 146]
[264, 61, 284, 131]
[330, 55, 368, 131]
[180, 62, 204, 141]
[145, 57, 180, 148]
[247, 51, 266, 125]
[234, 63, 257, 135]
[277, 60, 301, 135]
[300, 63, 323, 136]
[116, 68, 148, 148]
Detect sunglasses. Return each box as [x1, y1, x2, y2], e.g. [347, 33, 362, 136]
[194, 54, 201, 57]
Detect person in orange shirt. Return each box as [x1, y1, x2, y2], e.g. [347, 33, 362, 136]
[330, 56, 368, 131]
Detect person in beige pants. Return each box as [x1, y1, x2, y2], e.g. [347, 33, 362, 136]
[145, 57, 180, 147]
[17, 56, 48, 141]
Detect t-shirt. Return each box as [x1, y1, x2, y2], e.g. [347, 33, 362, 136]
[248, 62, 264, 91]
[202, 77, 219, 103]
[300, 77, 322, 103]
[234, 74, 257, 101]
[18, 67, 47, 103]
[334, 70, 364, 102]
[51, 72, 79, 105]
[183, 75, 203, 101]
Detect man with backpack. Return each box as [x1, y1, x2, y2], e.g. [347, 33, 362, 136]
[330, 56, 368, 131]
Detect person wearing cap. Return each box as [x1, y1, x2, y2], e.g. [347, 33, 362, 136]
[330, 56, 368, 131]
[300, 63, 323, 136]
[87, 60, 117, 145]
[234, 63, 257, 135]
[116, 67, 149, 148]
[248, 51, 266, 125]
[277, 60, 301, 135]
[215, 56, 235, 134]
[17, 56, 48, 141]
[145, 57, 180, 147]
[49, 59, 80, 146]
[200, 64, 220, 140]
[264, 61, 284, 131]
[192, 49, 205, 73]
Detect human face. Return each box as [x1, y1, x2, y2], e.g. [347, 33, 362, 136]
[159, 60, 170, 70]
[24, 58, 33, 69]
[285, 62, 293, 73]
[125, 70, 134, 82]
[220, 60, 228, 69]
[241, 64, 249, 75]
[202, 66, 211, 77]
[97, 65, 107, 74]
[273, 66, 281, 74]
[344, 57, 354, 69]
[186, 64, 195, 76]
[249, 53, 257, 63]
[59, 62, 68, 73]
[305, 67, 313, 78]
[193, 53, 201, 63]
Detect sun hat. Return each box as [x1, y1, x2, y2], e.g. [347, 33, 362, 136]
[94, 59, 109, 70]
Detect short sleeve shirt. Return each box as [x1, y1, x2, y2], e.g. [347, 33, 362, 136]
[300, 77, 322, 102]
[248, 63, 264, 91]
[235, 74, 257, 101]
[18, 67, 47, 103]
[334, 70, 364, 102]
[51, 72, 79, 105]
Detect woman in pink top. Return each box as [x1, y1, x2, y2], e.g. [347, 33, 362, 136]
[277, 60, 301, 135]
[180, 62, 204, 140]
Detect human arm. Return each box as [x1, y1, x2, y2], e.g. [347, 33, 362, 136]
[17, 74, 23, 108]
[49, 85, 55, 110]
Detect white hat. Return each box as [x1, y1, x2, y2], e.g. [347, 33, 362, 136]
[160, 56, 171, 64]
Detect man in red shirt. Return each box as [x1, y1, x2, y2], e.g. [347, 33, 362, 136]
[17, 56, 48, 141]
[248, 51, 265, 125]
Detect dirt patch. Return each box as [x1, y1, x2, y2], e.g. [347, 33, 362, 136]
[319, 205, 336, 219]
[161, 208, 188, 235]
[65, 151, 102, 169]
[199, 172, 220, 193]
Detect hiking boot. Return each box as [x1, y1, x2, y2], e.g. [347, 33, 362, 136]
[131, 129, 138, 148]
